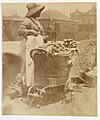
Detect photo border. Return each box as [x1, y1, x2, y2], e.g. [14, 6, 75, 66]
[0, 0, 100, 120]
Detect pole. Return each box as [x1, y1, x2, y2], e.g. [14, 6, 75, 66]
[49, 5, 53, 43]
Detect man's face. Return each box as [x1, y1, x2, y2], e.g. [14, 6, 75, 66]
[34, 10, 41, 18]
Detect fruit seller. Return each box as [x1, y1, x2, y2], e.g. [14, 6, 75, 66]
[18, 3, 46, 86]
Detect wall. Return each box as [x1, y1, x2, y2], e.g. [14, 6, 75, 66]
[3, 19, 94, 42]
[3, 20, 22, 41]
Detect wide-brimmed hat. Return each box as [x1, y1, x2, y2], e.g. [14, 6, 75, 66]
[25, 3, 45, 17]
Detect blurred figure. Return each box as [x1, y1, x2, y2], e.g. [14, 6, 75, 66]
[52, 29, 57, 42]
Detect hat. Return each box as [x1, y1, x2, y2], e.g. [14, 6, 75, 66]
[25, 3, 45, 17]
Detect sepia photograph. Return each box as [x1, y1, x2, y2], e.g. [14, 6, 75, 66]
[2, 2, 97, 116]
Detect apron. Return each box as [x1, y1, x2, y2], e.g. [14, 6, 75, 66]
[26, 35, 43, 86]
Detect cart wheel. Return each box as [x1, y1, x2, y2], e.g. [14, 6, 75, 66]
[27, 84, 40, 98]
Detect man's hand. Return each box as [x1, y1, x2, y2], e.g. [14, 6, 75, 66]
[43, 35, 49, 43]
[43, 35, 49, 40]
[28, 30, 38, 36]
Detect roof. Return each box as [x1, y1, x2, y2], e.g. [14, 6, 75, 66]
[71, 9, 83, 16]
[86, 6, 96, 15]
[38, 9, 71, 21]
[71, 6, 96, 16]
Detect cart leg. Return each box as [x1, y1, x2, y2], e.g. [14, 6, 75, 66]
[29, 98, 34, 106]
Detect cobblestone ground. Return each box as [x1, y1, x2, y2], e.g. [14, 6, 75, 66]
[2, 86, 97, 116]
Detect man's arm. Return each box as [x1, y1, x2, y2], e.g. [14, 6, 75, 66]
[18, 19, 38, 37]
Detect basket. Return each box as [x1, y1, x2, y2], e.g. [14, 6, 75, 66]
[33, 53, 73, 86]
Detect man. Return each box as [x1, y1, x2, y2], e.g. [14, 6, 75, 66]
[18, 3, 45, 87]
[52, 29, 57, 42]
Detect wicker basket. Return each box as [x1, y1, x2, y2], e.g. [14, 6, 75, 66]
[33, 53, 73, 86]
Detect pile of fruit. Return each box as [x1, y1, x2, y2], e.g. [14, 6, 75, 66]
[41, 39, 78, 56]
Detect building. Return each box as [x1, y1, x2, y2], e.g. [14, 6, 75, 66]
[4, 7, 96, 42]
[39, 9, 75, 41]
[70, 6, 96, 34]
[82, 5, 96, 25]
